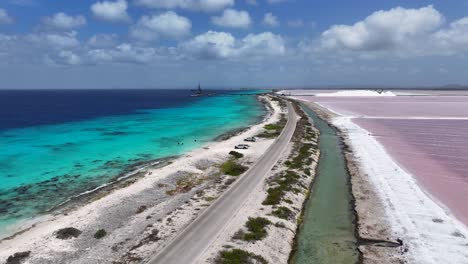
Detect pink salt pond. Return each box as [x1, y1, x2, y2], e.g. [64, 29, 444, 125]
[299, 95, 468, 225]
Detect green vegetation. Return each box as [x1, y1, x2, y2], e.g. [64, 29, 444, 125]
[55, 227, 82, 239]
[262, 171, 300, 205]
[229, 151, 244, 159]
[287, 143, 316, 169]
[216, 249, 268, 264]
[221, 160, 248, 176]
[256, 114, 286, 138]
[272, 206, 294, 220]
[234, 217, 271, 241]
[94, 229, 107, 239]
[264, 124, 282, 130]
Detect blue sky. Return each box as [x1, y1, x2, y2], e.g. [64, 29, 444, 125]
[1, 0, 468, 89]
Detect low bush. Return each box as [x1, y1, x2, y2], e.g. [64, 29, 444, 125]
[55, 227, 82, 239]
[94, 229, 107, 239]
[229, 151, 244, 159]
[216, 249, 267, 264]
[272, 206, 294, 220]
[235, 217, 271, 241]
[221, 160, 248, 176]
[262, 171, 300, 205]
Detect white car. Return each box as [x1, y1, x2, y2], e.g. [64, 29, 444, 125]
[244, 137, 257, 142]
[235, 144, 250, 149]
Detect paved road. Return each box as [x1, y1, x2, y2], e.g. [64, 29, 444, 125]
[148, 102, 298, 264]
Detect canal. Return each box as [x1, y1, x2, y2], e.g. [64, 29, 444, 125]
[291, 103, 359, 264]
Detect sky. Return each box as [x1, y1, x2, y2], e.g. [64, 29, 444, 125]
[1, 0, 468, 89]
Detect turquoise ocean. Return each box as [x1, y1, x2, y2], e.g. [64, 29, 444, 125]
[0, 89, 266, 236]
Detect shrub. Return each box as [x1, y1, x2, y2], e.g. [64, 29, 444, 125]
[6, 251, 31, 264]
[55, 227, 82, 239]
[221, 160, 248, 176]
[216, 249, 268, 264]
[262, 171, 300, 205]
[272, 206, 294, 220]
[235, 217, 271, 241]
[94, 229, 107, 239]
[229, 151, 244, 159]
[264, 124, 282, 130]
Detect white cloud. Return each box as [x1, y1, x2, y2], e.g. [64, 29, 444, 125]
[431, 17, 468, 55]
[131, 11, 191, 41]
[28, 31, 80, 48]
[212, 9, 251, 29]
[240, 32, 285, 56]
[88, 33, 118, 48]
[181, 31, 236, 59]
[87, 43, 159, 64]
[263, 12, 278, 27]
[91, 0, 130, 22]
[58, 50, 82, 65]
[42, 12, 86, 30]
[180, 30, 285, 59]
[320, 5, 443, 52]
[0, 8, 14, 24]
[135, 0, 234, 12]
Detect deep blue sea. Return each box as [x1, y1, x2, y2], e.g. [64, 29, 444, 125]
[0, 89, 266, 236]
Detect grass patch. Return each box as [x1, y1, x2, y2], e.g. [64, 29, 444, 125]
[94, 229, 107, 239]
[262, 171, 300, 205]
[221, 160, 248, 176]
[229, 151, 244, 159]
[234, 217, 271, 241]
[287, 143, 315, 169]
[264, 124, 282, 130]
[216, 249, 267, 264]
[272, 206, 294, 220]
[256, 114, 286, 139]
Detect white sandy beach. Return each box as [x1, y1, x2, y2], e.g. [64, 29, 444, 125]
[293, 91, 468, 263]
[0, 96, 285, 264]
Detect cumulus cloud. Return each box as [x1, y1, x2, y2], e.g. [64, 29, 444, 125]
[263, 12, 279, 27]
[239, 32, 285, 56]
[212, 9, 252, 29]
[135, 0, 234, 12]
[431, 17, 468, 55]
[88, 33, 119, 48]
[180, 30, 285, 59]
[87, 43, 160, 64]
[57, 50, 82, 65]
[131, 11, 191, 41]
[42, 12, 86, 30]
[26, 31, 81, 48]
[320, 5, 444, 52]
[91, 0, 130, 22]
[0, 8, 14, 24]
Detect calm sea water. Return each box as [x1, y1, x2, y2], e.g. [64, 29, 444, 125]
[0, 89, 266, 235]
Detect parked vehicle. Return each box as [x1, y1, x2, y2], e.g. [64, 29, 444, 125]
[244, 137, 257, 142]
[235, 144, 250, 149]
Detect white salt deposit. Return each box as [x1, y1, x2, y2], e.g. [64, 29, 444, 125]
[315, 90, 396, 97]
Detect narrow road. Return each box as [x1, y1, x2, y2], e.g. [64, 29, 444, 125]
[148, 102, 298, 264]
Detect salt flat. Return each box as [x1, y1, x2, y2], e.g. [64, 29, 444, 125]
[293, 90, 468, 263]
